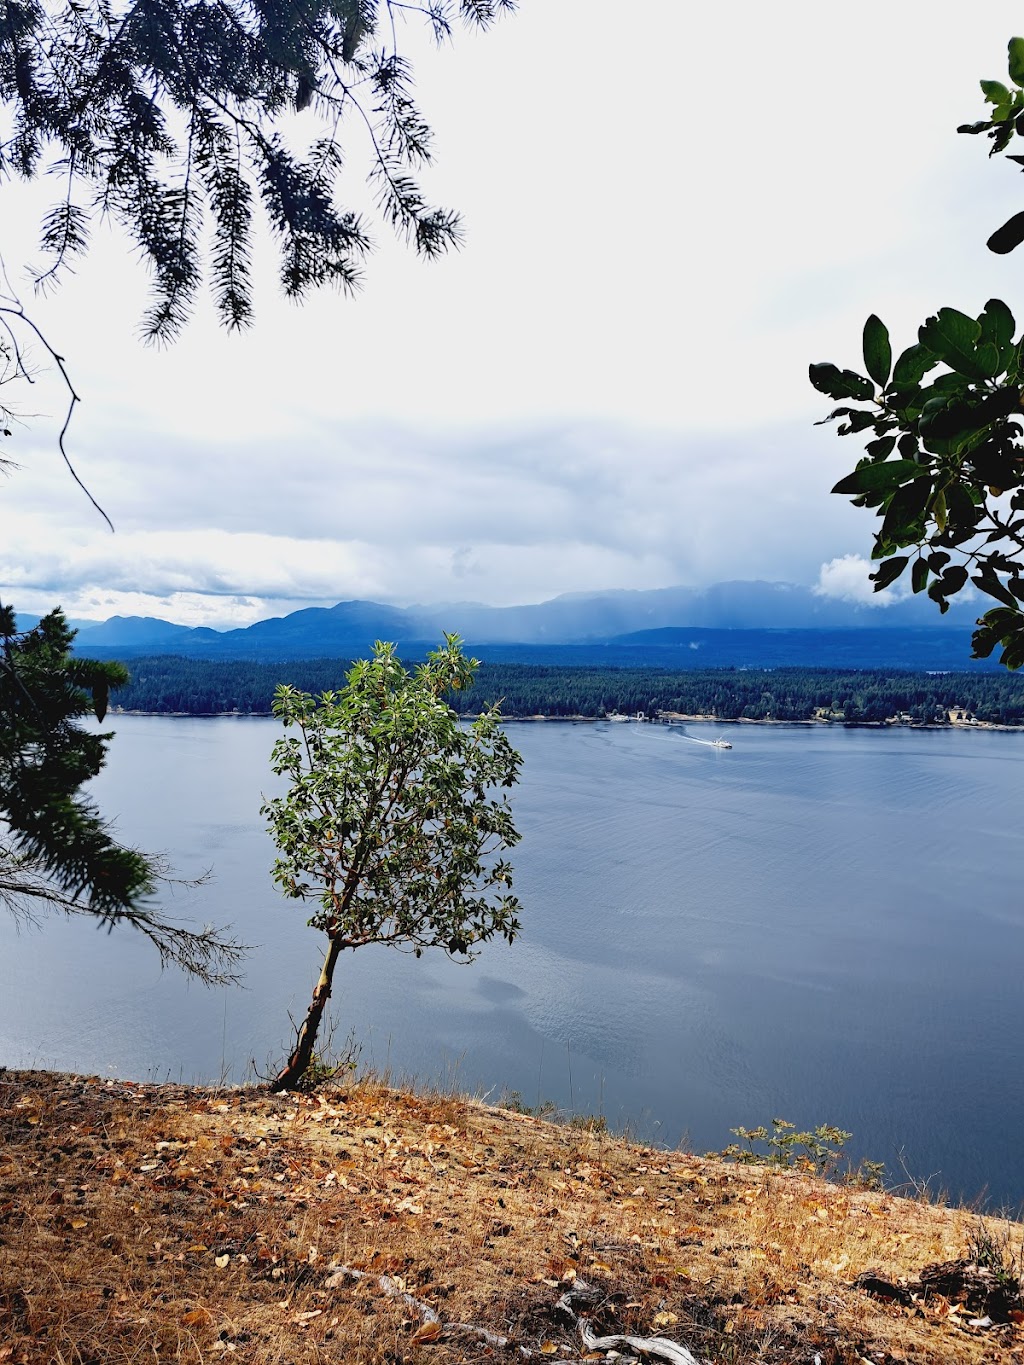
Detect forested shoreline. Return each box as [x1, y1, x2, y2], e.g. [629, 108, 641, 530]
[108, 655, 1024, 725]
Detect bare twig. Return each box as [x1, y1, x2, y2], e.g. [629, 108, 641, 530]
[0, 257, 112, 530]
[0, 841, 247, 986]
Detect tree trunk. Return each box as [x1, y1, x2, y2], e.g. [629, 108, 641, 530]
[271, 933, 345, 1092]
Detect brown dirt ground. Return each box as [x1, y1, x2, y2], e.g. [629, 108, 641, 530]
[1, 1069, 1022, 1364]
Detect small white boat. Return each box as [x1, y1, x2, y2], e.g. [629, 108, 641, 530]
[682, 733, 733, 750]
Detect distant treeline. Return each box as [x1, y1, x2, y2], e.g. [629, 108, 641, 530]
[108, 655, 1024, 724]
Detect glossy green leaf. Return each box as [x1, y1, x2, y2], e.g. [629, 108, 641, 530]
[969, 436, 1022, 491]
[898, 433, 920, 459]
[831, 459, 928, 496]
[865, 435, 896, 460]
[978, 297, 1016, 356]
[928, 580, 951, 612]
[837, 410, 877, 435]
[941, 564, 970, 596]
[869, 557, 908, 591]
[880, 477, 932, 543]
[982, 78, 1012, 106]
[919, 395, 976, 442]
[862, 315, 891, 387]
[808, 363, 874, 401]
[993, 120, 1017, 154]
[892, 343, 938, 388]
[973, 569, 1020, 609]
[988, 211, 1024, 256]
[1009, 36, 1024, 87]
[974, 607, 1024, 667]
[947, 483, 984, 526]
[918, 307, 998, 380]
[911, 558, 929, 594]
[974, 607, 1024, 664]
[815, 405, 860, 427]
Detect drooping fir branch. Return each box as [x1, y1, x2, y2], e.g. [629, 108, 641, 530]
[0, 605, 246, 983]
[0, 0, 518, 339]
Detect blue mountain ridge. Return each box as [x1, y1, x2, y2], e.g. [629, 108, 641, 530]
[63, 581, 993, 670]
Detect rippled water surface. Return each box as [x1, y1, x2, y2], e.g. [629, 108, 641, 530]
[2, 716, 1022, 1205]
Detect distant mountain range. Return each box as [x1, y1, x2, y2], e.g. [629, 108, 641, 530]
[39, 580, 996, 671]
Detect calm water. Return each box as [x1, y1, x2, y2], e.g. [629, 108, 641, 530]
[2, 716, 1022, 1207]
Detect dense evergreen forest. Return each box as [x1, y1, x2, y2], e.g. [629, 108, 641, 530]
[108, 656, 1024, 725]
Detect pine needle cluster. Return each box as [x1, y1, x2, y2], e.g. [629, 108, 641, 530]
[0, 605, 245, 982]
[0, 0, 516, 339]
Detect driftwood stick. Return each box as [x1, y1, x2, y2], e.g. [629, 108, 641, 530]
[556, 1278, 704, 1365]
[324, 1265, 440, 1324]
[580, 1321, 703, 1365]
[379, 1273, 442, 1324]
[325, 1264, 704, 1363]
[325, 1264, 531, 1353]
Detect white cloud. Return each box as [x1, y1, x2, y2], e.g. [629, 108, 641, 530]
[814, 555, 901, 607]
[3, 0, 1020, 620]
[1, 415, 875, 623]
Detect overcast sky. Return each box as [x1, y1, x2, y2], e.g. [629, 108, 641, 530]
[3, 1, 1023, 627]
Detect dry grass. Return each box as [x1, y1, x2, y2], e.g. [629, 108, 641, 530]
[1, 1068, 1022, 1364]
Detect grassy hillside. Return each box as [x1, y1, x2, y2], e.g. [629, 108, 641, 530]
[1, 1070, 1021, 1363]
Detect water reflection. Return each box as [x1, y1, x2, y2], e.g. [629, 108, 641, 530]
[0, 715, 1022, 1205]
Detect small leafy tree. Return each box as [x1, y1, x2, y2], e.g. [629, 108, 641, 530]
[0, 605, 244, 981]
[263, 635, 521, 1092]
[813, 37, 1024, 670]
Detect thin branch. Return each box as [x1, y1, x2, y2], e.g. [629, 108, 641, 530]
[0, 842, 248, 986]
[0, 258, 111, 530]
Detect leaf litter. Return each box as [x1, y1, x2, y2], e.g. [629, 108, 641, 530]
[1, 1068, 1022, 1363]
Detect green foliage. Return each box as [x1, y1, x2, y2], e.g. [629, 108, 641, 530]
[0, 606, 243, 980]
[0, 606, 148, 915]
[862, 314, 892, 387]
[498, 1089, 604, 1130]
[814, 297, 1024, 668]
[107, 656, 1024, 726]
[568, 1112, 608, 1134]
[264, 635, 522, 957]
[293, 1028, 361, 1093]
[719, 1117, 884, 1188]
[0, 0, 515, 339]
[263, 635, 521, 1088]
[816, 36, 1024, 669]
[967, 1220, 1024, 1300]
[499, 1090, 558, 1119]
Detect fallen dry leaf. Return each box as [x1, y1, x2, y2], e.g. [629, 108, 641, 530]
[0, 1068, 1018, 1365]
